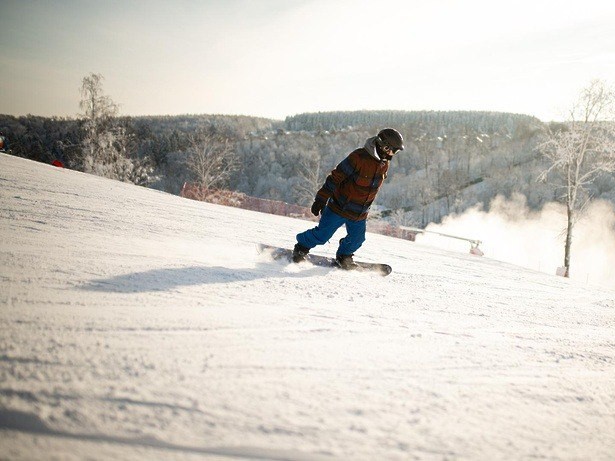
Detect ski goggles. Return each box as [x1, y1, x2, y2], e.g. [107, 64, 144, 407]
[382, 144, 401, 155]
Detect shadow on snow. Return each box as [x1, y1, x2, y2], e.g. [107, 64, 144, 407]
[0, 409, 332, 461]
[79, 261, 328, 293]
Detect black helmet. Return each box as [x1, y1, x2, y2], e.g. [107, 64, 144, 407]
[377, 128, 404, 152]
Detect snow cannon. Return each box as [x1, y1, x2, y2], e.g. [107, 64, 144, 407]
[400, 226, 484, 256]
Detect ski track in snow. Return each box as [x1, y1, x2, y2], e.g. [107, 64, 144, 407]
[1, 153, 614, 460]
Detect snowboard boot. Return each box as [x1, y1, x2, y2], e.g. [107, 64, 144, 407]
[335, 253, 358, 270]
[292, 243, 310, 263]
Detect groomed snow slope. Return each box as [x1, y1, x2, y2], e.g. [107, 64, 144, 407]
[1, 153, 614, 460]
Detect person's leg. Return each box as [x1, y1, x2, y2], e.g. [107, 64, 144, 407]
[337, 218, 366, 256]
[296, 206, 345, 249]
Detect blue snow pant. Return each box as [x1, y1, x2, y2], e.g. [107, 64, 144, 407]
[296, 205, 366, 257]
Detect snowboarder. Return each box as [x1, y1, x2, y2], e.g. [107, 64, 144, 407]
[293, 128, 404, 269]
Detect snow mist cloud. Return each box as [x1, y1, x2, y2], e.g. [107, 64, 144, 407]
[419, 194, 615, 288]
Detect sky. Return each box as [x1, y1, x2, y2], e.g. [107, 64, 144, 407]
[1, 0, 615, 121]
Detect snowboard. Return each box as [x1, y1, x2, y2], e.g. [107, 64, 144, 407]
[257, 243, 392, 276]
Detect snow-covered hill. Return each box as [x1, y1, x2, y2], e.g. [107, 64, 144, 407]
[1, 153, 614, 460]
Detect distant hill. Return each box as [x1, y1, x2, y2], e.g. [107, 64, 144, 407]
[285, 110, 542, 136]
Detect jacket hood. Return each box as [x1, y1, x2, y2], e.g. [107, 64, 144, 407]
[363, 136, 382, 161]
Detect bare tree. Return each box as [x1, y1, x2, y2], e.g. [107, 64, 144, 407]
[186, 131, 238, 193]
[538, 79, 615, 277]
[414, 175, 436, 227]
[294, 150, 322, 206]
[80, 73, 118, 122]
[414, 133, 433, 182]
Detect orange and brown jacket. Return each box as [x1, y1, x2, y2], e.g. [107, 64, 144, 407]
[315, 136, 389, 221]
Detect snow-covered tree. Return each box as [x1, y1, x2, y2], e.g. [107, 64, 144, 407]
[78, 73, 150, 183]
[79, 74, 116, 170]
[538, 79, 615, 277]
[186, 131, 238, 191]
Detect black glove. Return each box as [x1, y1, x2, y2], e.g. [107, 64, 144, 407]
[311, 199, 325, 216]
